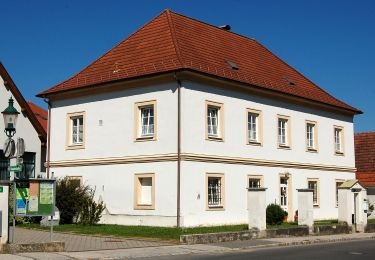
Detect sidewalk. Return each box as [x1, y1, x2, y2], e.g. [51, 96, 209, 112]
[5, 232, 375, 259]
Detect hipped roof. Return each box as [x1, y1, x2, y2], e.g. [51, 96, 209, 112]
[38, 10, 361, 114]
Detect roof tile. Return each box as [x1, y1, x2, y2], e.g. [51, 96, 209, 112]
[38, 10, 360, 114]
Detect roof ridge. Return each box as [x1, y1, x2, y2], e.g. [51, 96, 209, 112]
[355, 132, 375, 135]
[252, 40, 361, 113]
[165, 10, 184, 67]
[167, 9, 258, 43]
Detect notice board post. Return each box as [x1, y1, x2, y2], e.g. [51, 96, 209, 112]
[13, 178, 56, 242]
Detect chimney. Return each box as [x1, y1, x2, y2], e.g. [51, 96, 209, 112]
[219, 25, 231, 31]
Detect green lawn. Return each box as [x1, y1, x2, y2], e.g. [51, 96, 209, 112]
[18, 223, 249, 241]
[368, 218, 375, 224]
[18, 220, 326, 241]
[314, 219, 339, 225]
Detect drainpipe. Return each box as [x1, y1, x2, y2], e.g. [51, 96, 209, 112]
[43, 98, 52, 179]
[174, 72, 182, 228]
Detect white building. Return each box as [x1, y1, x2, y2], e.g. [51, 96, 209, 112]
[38, 10, 361, 227]
[0, 62, 47, 180]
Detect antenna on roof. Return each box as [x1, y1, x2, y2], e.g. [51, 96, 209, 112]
[219, 25, 231, 31]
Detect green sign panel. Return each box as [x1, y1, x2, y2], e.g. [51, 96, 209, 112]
[0, 186, 3, 193]
[15, 179, 55, 217]
[10, 164, 22, 172]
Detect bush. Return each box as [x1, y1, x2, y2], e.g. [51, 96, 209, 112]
[77, 189, 105, 225]
[56, 177, 105, 224]
[266, 203, 288, 225]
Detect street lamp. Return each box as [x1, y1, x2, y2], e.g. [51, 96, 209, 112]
[2, 97, 19, 138]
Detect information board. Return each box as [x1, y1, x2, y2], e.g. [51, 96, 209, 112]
[15, 179, 55, 216]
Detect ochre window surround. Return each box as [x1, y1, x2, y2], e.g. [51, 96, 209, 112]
[305, 120, 318, 152]
[246, 108, 263, 146]
[333, 125, 345, 155]
[335, 179, 345, 207]
[134, 100, 157, 141]
[277, 114, 291, 149]
[205, 100, 224, 141]
[247, 174, 264, 188]
[134, 173, 155, 210]
[66, 111, 86, 150]
[307, 178, 320, 207]
[206, 173, 225, 210]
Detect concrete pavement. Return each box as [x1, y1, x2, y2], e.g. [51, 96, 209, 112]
[4, 231, 375, 259]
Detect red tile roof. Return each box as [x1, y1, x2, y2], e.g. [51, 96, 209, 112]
[27, 102, 48, 132]
[355, 132, 375, 187]
[38, 10, 361, 114]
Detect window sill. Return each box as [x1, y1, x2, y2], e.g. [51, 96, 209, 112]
[135, 136, 156, 142]
[134, 204, 155, 210]
[313, 204, 320, 208]
[206, 206, 225, 211]
[278, 144, 291, 150]
[66, 144, 85, 150]
[247, 141, 262, 146]
[306, 148, 318, 153]
[207, 136, 224, 142]
[334, 151, 345, 156]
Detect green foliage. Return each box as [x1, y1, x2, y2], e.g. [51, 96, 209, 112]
[77, 189, 105, 225]
[56, 177, 105, 224]
[266, 203, 288, 225]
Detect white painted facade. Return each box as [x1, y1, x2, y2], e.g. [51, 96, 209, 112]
[48, 78, 356, 227]
[0, 76, 45, 178]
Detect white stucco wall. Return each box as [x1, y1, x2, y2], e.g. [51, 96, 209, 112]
[0, 76, 44, 177]
[180, 80, 355, 168]
[179, 161, 354, 227]
[49, 82, 178, 161]
[51, 161, 178, 226]
[48, 77, 357, 227]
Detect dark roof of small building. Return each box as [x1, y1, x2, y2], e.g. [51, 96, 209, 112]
[38, 10, 361, 114]
[355, 132, 375, 187]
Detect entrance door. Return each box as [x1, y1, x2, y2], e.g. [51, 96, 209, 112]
[280, 177, 288, 212]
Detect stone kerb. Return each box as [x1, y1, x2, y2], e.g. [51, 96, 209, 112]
[247, 187, 267, 231]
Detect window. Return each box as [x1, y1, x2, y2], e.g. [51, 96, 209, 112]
[335, 180, 344, 207]
[247, 109, 262, 145]
[67, 176, 83, 189]
[206, 173, 225, 210]
[334, 126, 344, 154]
[280, 176, 288, 210]
[135, 100, 157, 141]
[0, 150, 9, 181]
[277, 115, 291, 148]
[134, 173, 155, 210]
[66, 112, 85, 149]
[308, 178, 320, 206]
[248, 175, 264, 188]
[20, 152, 36, 179]
[206, 101, 224, 140]
[306, 121, 317, 151]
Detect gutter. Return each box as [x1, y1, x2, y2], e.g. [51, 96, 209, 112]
[174, 72, 182, 228]
[43, 98, 52, 179]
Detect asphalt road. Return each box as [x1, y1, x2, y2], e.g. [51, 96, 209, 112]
[144, 239, 375, 260]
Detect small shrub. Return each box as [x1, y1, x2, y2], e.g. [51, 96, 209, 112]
[77, 189, 105, 225]
[56, 177, 90, 224]
[266, 203, 288, 225]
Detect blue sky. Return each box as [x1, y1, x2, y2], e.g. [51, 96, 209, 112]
[1, 0, 374, 132]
